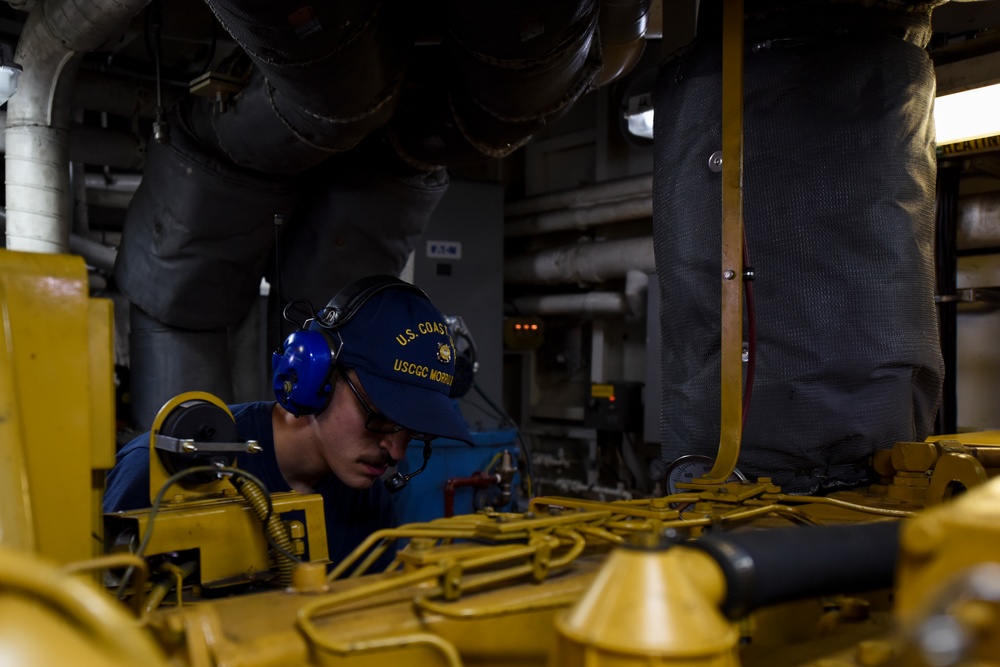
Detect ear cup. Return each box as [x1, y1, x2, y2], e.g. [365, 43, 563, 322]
[272, 329, 337, 416]
[273, 275, 432, 416]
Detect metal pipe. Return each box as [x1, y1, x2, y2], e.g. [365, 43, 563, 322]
[5, 0, 150, 253]
[68, 233, 116, 273]
[0, 111, 146, 170]
[505, 236, 655, 285]
[505, 173, 652, 217]
[443, 471, 499, 518]
[511, 292, 629, 316]
[504, 196, 652, 238]
[958, 191, 1000, 250]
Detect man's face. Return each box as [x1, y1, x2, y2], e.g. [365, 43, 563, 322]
[312, 370, 411, 489]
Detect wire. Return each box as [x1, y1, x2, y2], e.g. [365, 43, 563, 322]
[115, 465, 300, 599]
[471, 381, 535, 499]
[472, 382, 515, 429]
[281, 298, 317, 331]
[742, 227, 757, 433]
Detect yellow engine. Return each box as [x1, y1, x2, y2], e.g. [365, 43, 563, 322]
[4, 249, 1000, 667]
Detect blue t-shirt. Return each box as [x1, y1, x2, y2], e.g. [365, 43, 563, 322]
[104, 401, 398, 570]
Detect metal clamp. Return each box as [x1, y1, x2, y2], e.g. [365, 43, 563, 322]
[153, 435, 262, 455]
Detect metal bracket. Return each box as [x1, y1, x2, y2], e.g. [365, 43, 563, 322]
[153, 435, 261, 455]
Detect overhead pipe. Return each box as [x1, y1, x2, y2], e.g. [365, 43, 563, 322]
[0, 111, 145, 170]
[505, 196, 651, 237]
[505, 236, 654, 285]
[593, 0, 652, 87]
[511, 292, 630, 317]
[389, 0, 604, 167]
[68, 233, 115, 273]
[505, 173, 652, 217]
[5, 0, 150, 253]
[187, 0, 409, 175]
[511, 270, 647, 318]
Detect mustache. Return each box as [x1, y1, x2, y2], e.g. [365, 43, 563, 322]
[357, 453, 395, 468]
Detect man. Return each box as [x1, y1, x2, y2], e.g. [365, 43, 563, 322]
[104, 276, 474, 567]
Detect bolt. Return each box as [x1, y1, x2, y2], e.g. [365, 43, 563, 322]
[724, 269, 736, 280]
[708, 150, 723, 172]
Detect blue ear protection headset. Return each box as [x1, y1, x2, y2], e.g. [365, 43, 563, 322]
[271, 276, 430, 417]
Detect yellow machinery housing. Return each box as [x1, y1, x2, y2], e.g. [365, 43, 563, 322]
[4, 248, 1000, 667]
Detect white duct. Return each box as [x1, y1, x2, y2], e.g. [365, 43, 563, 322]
[512, 291, 629, 316]
[0, 112, 145, 170]
[504, 236, 655, 285]
[504, 196, 652, 237]
[511, 271, 650, 317]
[504, 173, 652, 217]
[5, 0, 149, 253]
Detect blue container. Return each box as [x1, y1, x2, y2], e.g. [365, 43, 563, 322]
[392, 428, 519, 525]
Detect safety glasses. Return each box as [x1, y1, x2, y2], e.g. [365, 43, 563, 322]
[342, 373, 435, 443]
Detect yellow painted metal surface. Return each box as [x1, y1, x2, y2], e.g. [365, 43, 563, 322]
[708, 0, 745, 483]
[106, 490, 329, 587]
[0, 545, 168, 666]
[0, 250, 114, 563]
[552, 545, 737, 666]
[147, 391, 236, 505]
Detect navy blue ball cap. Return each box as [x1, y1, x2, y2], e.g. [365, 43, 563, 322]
[334, 286, 474, 445]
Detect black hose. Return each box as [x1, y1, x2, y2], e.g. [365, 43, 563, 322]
[689, 521, 900, 619]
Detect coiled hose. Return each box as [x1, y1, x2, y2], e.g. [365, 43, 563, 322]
[230, 475, 297, 588]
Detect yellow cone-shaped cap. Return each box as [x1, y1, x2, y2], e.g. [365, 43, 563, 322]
[551, 540, 739, 667]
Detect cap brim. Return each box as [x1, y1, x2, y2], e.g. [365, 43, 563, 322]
[355, 368, 475, 446]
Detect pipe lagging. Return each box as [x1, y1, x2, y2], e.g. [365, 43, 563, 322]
[511, 292, 630, 316]
[5, 0, 150, 253]
[689, 521, 901, 619]
[504, 196, 652, 237]
[504, 236, 655, 285]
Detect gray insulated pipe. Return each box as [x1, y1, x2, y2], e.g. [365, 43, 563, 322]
[652, 2, 943, 494]
[388, 0, 605, 167]
[115, 117, 299, 428]
[186, 0, 410, 175]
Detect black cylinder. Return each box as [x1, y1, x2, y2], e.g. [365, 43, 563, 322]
[691, 521, 900, 619]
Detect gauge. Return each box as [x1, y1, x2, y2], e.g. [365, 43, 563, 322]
[664, 454, 747, 495]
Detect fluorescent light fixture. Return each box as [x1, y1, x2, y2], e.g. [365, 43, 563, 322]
[934, 82, 1000, 146]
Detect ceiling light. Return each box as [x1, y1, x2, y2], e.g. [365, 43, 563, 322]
[934, 82, 1000, 146]
[0, 43, 20, 106]
[625, 107, 655, 140]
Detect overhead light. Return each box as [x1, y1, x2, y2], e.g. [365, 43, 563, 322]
[934, 82, 1000, 146]
[0, 43, 21, 106]
[625, 107, 655, 140]
[620, 67, 657, 145]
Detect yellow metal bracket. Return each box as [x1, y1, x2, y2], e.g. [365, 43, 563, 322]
[704, 0, 746, 483]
